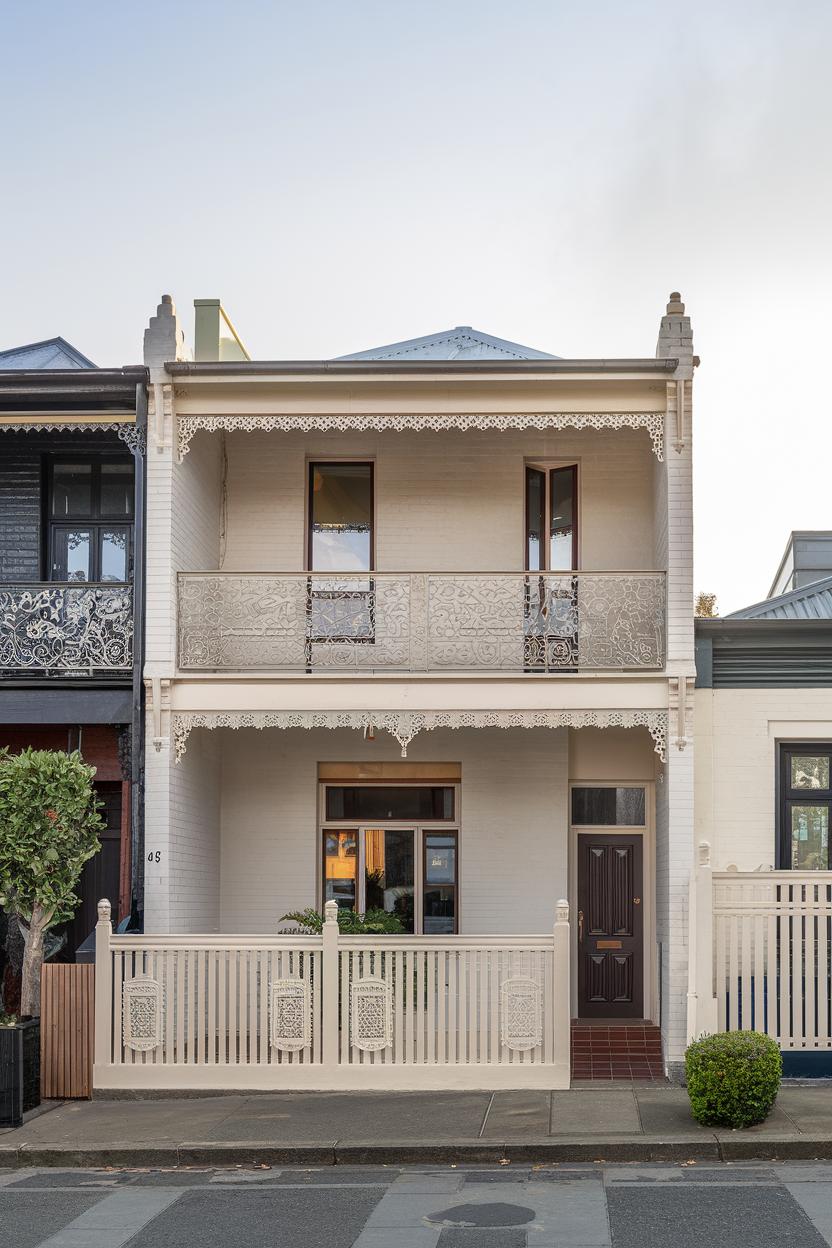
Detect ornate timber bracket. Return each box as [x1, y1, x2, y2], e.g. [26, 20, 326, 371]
[669, 676, 695, 750]
[175, 411, 665, 461]
[171, 708, 668, 764]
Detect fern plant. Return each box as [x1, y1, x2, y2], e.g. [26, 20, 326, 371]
[281, 907, 405, 935]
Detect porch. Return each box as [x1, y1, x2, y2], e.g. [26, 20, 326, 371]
[107, 720, 675, 1090]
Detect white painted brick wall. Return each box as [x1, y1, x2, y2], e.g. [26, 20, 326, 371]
[695, 688, 832, 870]
[219, 428, 658, 573]
[218, 727, 569, 934]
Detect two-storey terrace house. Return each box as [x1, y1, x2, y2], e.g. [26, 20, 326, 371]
[0, 340, 147, 956]
[116, 291, 695, 1089]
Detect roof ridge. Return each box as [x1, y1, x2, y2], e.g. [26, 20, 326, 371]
[336, 325, 558, 362]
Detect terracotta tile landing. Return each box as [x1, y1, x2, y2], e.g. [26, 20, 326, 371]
[571, 1019, 664, 1081]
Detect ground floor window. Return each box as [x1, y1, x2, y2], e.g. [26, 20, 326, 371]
[321, 784, 458, 933]
[779, 744, 832, 869]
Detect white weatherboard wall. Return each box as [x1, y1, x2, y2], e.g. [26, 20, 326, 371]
[217, 726, 568, 934]
[215, 428, 657, 573]
[695, 688, 832, 870]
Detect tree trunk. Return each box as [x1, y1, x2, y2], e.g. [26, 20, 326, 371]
[19, 903, 49, 1018]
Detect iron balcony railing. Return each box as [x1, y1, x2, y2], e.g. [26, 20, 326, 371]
[177, 571, 665, 673]
[0, 583, 133, 674]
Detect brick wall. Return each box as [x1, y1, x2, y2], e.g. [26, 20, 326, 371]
[219, 427, 658, 573]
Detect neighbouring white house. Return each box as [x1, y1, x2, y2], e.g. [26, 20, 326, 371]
[691, 532, 832, 1076]
[93, 292, 696, 1091]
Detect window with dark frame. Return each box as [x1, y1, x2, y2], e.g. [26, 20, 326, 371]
[47, 457, 134, 583]
[779, 744, 832, 870]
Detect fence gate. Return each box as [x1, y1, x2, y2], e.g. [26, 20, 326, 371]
[40, 963, 95, 1099]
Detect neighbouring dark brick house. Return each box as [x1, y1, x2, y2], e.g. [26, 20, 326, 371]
[0, 338, 147, 961]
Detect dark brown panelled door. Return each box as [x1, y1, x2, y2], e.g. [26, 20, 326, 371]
[577, 834, 644, 1018]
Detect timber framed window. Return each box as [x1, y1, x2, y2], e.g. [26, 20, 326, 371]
[307, 461, 374, 647]
[778, 744, 832, 870]
[320, 783, 459, 933]
[47, 457, 134, 583]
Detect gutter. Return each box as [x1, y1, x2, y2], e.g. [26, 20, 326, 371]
[165, 357, 678, 378]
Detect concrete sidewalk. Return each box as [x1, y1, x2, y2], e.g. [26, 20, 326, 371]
[5, 1085, 832, 1167]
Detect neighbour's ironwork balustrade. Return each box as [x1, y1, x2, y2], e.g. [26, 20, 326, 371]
[177, 572, 665, 673]
[0, 583, 133, 673]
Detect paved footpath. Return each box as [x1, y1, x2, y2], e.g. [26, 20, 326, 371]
[7, 1085, 832, 1166]
[4, 1161, 832, 1247]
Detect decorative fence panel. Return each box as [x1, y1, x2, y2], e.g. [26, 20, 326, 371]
[177, 571, 665, 673]
[711, 871, 832, 1051]
[94, 900, 571, 1091]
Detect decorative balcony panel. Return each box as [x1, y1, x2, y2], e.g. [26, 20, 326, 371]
[0, 583, 133, 674]
[177, 572, 665, 673]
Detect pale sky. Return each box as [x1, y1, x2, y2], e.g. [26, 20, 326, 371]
[2, 0, 831, 612]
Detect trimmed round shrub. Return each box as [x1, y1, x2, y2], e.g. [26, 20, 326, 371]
[685, 1031, 781, 1128]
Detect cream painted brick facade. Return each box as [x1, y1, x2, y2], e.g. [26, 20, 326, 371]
[139, 293, 697, 1074]
[219, 427, 657, 573]
[695, 687, 832, 870]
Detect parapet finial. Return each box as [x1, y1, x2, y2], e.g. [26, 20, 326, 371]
[667, 291, 685, 315]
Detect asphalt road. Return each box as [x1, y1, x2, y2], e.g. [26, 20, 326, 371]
[2, 1161, 832, 1247]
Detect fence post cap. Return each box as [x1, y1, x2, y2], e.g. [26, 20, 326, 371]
[97, 898, 112, 923]
[323, 899, 339, 923]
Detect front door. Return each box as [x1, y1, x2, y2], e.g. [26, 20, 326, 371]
[577, 834, 643, 1018]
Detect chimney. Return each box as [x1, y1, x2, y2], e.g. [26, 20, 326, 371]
[656, 291, 694, 371]
[194, 299, 250, 362]
[143, 294, 185, 380]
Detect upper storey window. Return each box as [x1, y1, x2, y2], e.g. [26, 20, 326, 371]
[308, 462, 373, 572]
[48, 458, 134, 582]
[526, 464, 578, 571]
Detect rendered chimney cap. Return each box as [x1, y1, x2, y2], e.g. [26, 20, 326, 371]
[666, 292, 685, 314]
[161, 294, 173, 305]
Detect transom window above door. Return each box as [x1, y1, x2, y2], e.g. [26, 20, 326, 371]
[525, 463, 578, 571]
[48, 458, 134, 582]
[779, 745, 832, 869]
[321, 783, 458, 934]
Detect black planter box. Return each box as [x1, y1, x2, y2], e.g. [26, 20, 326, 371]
[0, 1019, 40, 1128]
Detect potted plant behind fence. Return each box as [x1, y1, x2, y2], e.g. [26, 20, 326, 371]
[0, 749, 102, 1127]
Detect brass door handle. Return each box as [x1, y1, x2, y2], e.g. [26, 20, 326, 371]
[578, 909, 584, 941]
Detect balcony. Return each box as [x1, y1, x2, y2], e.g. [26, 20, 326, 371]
[0, 584, 133, 675]
[177, 572, 665, 673]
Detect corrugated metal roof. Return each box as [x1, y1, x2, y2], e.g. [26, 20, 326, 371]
[0, 337, 96, 370]
[337, 326, 558, 361]
[727, 575, 832, 620]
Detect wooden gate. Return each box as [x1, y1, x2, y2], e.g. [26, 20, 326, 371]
[40, 963, 94, 1099]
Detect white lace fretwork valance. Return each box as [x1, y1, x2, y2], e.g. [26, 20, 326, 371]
[171, 708, 668, 763]
[176, 411, 665, 460]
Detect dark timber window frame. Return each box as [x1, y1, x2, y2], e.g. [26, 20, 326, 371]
[777, 742, 832, 870]
[45, 454, 135, 583]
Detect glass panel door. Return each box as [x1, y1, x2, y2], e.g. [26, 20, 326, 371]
[550, 465, 577, 571]
[423, 832, 457, 933]
[364, 828, 415, 932]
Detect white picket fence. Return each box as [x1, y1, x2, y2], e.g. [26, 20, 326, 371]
[94, 900, 571, 1090]
[712, 871, 832, 1051]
